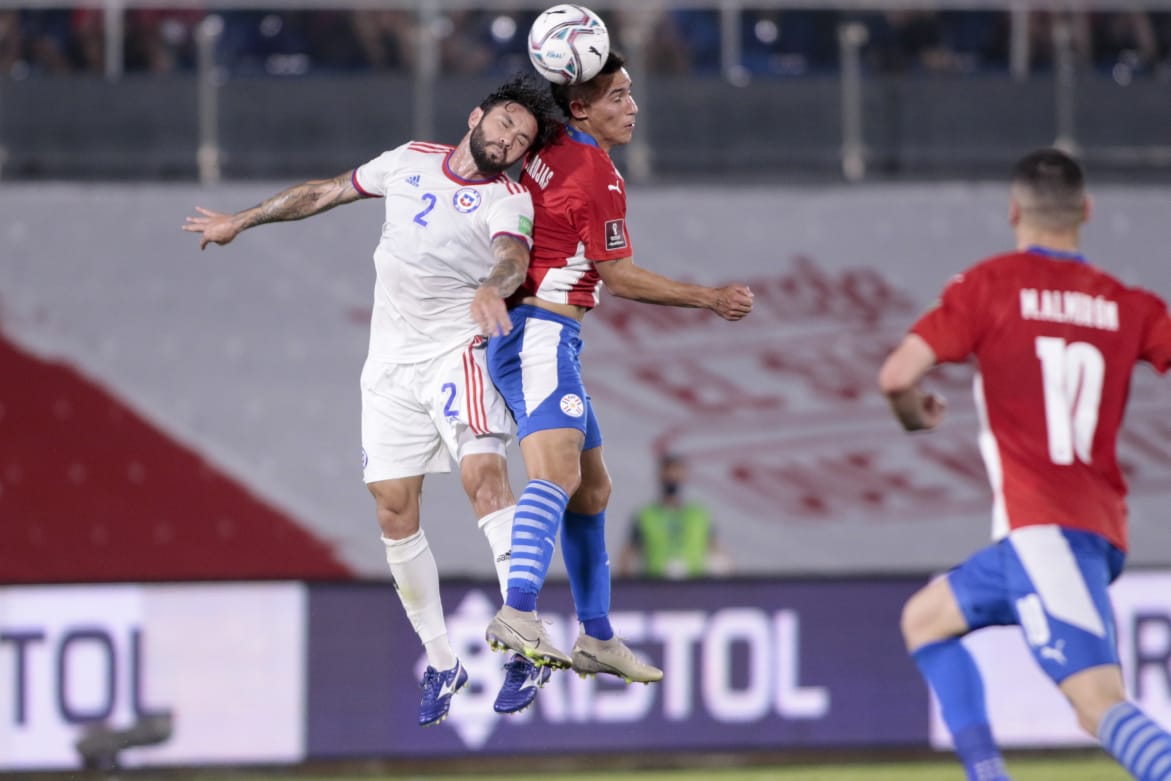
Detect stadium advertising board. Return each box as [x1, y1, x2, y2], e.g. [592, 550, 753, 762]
[0, 584, 305, 770]
[929, 570, 1171, 749]
[306, 578, 929, 756]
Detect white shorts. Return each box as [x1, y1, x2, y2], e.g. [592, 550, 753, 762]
[360, 336, 515, 483]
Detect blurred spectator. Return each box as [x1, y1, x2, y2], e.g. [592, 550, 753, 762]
[218, 10, 311, 75]
[435, 10, 493, 75]
[18, 9, 72, 74]
[1025, 11, 1092, 70]
[669, 9, 721, 74]
[124, 9, 204, 73]
[0, 11, 19, 74]
[937, 11, 1009, 72]
[741, 10, 840, 76]
[864, 11, 953, 73]
[350, 9, 415, 71]
[1091, 11, 1159, 75]
[71, 8, 105, 72]
[611, 9, 691, 75]
[618, 453, 731, 579]
[302, 10, 369, 71]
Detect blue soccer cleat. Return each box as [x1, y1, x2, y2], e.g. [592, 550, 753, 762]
[418, 659, 468, 727]
[493, 653, 552, 714]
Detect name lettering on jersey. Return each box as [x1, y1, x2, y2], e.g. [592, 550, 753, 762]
[1020, 288, 1119, 331]
[605, 219, 627, 251]
[525, 154, 555, 190]
[452, 187, 482, 213]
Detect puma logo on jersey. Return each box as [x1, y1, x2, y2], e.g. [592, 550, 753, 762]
[607, 180, 622, 193]
[526, 153, 554, 190]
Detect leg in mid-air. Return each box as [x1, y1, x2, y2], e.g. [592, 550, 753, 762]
[484, 426, 580, 670]
[901, 563, 1010, 781]
[483, 306, 587, 670]
[562, 435, 661, 684]
[368, 476, 468, 727]
[457, 450, 553, 715]
[1064, 666, 1171, 781]
[1014, 528, 1171, 781]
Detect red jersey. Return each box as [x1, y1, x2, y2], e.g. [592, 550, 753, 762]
[912, 248, 1171, 552]
[515, 124, 632, 309]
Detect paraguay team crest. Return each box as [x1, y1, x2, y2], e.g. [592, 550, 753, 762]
[453, 188, 482, 213]
[559, 393, 585, 417]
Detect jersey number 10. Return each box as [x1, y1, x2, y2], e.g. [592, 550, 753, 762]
[1035, 336, 1105, 466]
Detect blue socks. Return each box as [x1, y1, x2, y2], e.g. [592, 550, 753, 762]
[912, 640, 1009, 781]
[562, 509, 613, 640]
[1098, 701, 1171, 781]
[504, 479, 568, 612]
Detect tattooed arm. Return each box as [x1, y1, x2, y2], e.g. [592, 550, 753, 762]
[182, 171, 363, 250]
[471, 234, 530, 337]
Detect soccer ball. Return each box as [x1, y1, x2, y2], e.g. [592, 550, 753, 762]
[527, 4, 610, 85]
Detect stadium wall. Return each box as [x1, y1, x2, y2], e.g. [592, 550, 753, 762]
[2, 574, 1170, 770]
[3, 182, 1171, 582]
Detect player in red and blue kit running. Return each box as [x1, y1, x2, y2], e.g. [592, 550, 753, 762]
[879, 148, 1171, 781]
[483, 50, 755, 712]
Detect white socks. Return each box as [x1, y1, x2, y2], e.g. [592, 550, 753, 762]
[477, 505, 516, 600]
[382, 529, 457, 671]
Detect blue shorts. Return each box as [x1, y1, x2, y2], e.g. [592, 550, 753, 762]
[486, 304, 603, 450]
[948, 526, 1125, 684]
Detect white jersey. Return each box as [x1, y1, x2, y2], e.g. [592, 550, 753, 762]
[352, 141, 534, 363]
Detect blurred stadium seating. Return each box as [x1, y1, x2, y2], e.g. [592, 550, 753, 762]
[0, 1, 1169, 181]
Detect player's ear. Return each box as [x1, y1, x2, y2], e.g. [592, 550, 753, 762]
[568, 98, 590, 122]
[1008, 196, 1021, 227]
[468, 106, 484, 130]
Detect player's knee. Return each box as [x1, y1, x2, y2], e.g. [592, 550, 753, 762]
[461, 459, 513, 516]
[1061, 668, 1126, 737]
[900, 589, 940, 651]
[374, 503, 419, 539]
[571, 477, 611, 515]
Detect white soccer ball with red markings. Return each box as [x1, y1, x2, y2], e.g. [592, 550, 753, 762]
[527, 4, 610, 85]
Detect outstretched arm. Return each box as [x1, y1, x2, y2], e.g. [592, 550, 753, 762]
[595, 257, 754, 321]
[471, 235, 530, 337]
[182, 171, 363, 250]
[877, 334, 947, 431]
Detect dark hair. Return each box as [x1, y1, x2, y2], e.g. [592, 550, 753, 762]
[551, 50, 627, 118]
[480, 72, 563, 152]
[1011, 148, 1086, 229]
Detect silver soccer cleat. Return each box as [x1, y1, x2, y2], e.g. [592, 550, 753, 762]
[485, 605, 573, 669]
[571, 633, 664, 683]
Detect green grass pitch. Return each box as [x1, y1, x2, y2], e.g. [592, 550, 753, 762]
[118, 754, 1127, 781]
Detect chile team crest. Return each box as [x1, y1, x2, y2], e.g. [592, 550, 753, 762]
[453, 188, 482, 214]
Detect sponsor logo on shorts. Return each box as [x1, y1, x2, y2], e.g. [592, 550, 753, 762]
[560, 393, 585, 417]
[604, 219, 627, 251]
[453, 188, 482, 213]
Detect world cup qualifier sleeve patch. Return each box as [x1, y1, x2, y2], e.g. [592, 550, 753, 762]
[604, 219, 627, 251]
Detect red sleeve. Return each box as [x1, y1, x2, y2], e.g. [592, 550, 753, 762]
[572, 165, 631, 263]
[910, 269, 982, 363]
[1138, 292, 1171, 374]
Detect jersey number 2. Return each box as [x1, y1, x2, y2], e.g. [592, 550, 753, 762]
[414, 193, 437, 226]
[1034, 336, 1105, 465]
